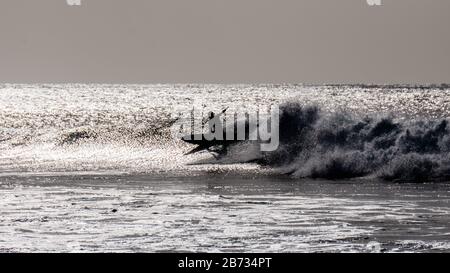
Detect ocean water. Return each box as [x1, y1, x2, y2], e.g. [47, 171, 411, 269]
[0, 84, 449, 252]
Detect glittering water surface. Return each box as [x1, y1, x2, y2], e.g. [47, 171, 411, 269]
[0, 84, 449, 252]
[0, 175, 449, 253]
[1, 84, 450, 173]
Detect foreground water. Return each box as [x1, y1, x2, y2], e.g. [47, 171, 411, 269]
[0, 173, 448, 253]
[0, 84, 449, 252]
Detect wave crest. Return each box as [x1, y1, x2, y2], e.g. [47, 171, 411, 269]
[258, 103, 450, 182]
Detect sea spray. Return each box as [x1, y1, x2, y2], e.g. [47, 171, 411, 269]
[257, 103, 450, 182]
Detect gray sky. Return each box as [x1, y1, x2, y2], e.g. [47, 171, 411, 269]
[0, 0, 449, 84]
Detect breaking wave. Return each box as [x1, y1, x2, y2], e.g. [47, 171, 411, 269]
[257, 103, 450, 182]
[1, 84, 450, 181]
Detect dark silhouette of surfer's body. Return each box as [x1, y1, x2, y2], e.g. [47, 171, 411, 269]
[207, 111, 216, 133]
[182, 108, 234, 157]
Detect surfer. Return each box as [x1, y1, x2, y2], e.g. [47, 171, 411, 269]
[183, 107, 230, 157]
[206, 111, 218, 133]
[203, 108, 228, 134]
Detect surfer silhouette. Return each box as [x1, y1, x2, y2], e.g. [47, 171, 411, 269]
[208, 111, 217, 133]
[201, 108, 228, 141]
